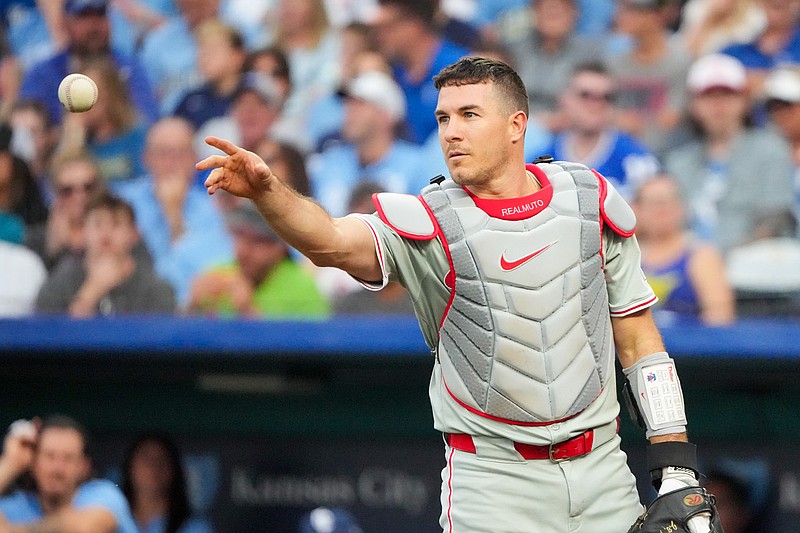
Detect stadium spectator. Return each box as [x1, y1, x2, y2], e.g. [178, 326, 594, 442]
[9, 100, 58, 201]
[254, 137, 312, 197]
[303, 22, 383, 151]
[187, 202, 330, 319]
[632, 174, 736, 326]
[18, 0, 158, 125]
[0, 212, 46, 318]
[139, 0, 220, 115]
[606, 0, 693, 154]
[35, 192, 175, 317]
[663, 53, 795, 254]
[106, 0, 175, 59]
[172, 20, 248, 131]
[116, 117, 232, 308]
[679, 0, 766, 57]
[121, 432, 212, 533]
[269, 0, 343, 151]
[195, 72, 285, 159]
[371, 0, 469, 144]
[55, 57, 148, 188]
[721, 0, 800, 101]
[307, 69, 425, 217]
[0, 0, 66, 71]
[0, 415, 138, 532]
[764, 64, 800, 202]
[28, 153, 100, 271]
[502, 0, 602, 133]
[542, 61, 660, 199]
[247, 46, 293, 105]
[0, 125, 48, 241]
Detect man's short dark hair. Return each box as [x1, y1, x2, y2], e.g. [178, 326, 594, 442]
[571, 60, 611, 79]
[39, 415, 92, 457]
[85, 192, 136, 226]
[378, 0, 437, 26]
[433, 56, 529, 116]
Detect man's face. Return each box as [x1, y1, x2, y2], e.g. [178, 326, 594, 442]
[54, 160, 101, 221]
[533, 0, 577, 41]
[768, 98, 800, 139]
[232, 92, 277, 150]
[436, 82, 518, 187]
[690, 88, 748, 137]
[84, 207, 138, 257]
[562, 71, 616, 133]
[342, 97, 384, 144]
[66, 12, 110, 56]
[32, 428, 89, 503]
[372, 5, 415, 61]
[232, 229, 285, 284]
[144, 126, 196, 181]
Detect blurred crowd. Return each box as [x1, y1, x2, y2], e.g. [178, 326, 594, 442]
[2, 0, 800, 325]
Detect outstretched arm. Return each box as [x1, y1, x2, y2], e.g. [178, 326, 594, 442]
[197, 136, 382, 282]
[0, 508, 117, 533]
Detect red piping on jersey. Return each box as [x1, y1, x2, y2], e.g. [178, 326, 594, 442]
[418, 197, 457, 330]
[611, 294, 659, 317]
[446, 447, 455, 533]
[372, 193, 438, 240]
[595, 170, 636, 238]
[359, 212, 386, 277]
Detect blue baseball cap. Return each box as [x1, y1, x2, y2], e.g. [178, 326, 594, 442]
[65, 0, 108, 16]
[298, 507, 363, 533]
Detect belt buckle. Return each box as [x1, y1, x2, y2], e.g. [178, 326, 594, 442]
[548, 442, 567, 463]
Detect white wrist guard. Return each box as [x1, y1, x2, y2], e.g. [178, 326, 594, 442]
[622, 352, 687, 438]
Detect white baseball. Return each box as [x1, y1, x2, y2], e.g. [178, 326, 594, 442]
[58, 73, 98, 113]
[8, 419, 36, 440]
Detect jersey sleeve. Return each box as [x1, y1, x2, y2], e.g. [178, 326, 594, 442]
[603, 229, 658, 316]
[73, 480, 138, 533]
[0, 492, 39, 524]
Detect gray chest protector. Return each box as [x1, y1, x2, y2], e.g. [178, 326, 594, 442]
[424, 162, 616, 424]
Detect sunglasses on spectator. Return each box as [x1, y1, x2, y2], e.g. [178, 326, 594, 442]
[575, 90, 617, 103]
[766, 98, 798, 112]
[57, 181, 98, 197]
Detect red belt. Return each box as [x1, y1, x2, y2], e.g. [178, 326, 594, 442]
[446, 422, 616, 462]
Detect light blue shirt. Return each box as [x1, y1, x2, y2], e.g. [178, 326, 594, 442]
[139, 17, 203, 115]
[308, 140, 427, 217]
[0, 479, 138, 533]
[116, 176, 234, 306]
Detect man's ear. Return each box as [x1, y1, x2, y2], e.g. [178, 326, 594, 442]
[510, 110, 528, 143]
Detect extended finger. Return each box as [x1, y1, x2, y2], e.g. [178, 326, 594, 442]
[196, 154, 231, 171]
[204, 136, 240, 156]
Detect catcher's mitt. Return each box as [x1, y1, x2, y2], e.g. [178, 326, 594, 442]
[627, 486, 724, 533]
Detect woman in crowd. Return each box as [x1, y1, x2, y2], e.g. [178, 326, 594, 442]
[121, 433, 212, 533]
[632, 174, 736, 325]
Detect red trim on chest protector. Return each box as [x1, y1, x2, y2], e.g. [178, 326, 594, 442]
[372, 192, 439, 240]
[464, 164, 554, 220]
[441, 374, 605, 426]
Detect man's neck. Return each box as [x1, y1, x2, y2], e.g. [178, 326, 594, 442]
[39, 492, 72, 515]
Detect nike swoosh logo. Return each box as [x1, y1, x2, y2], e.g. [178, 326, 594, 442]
[499, 242, 557, 271]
